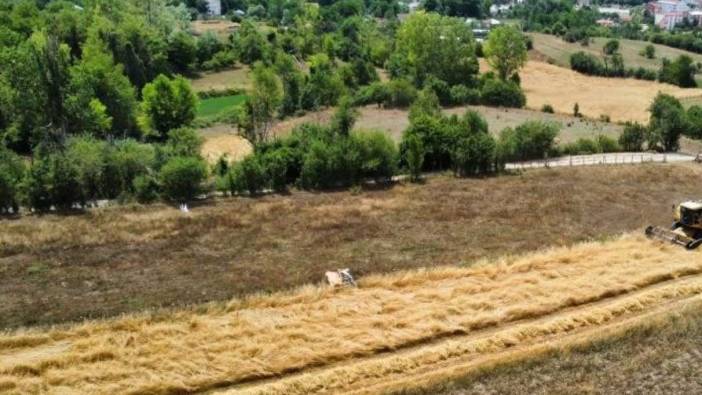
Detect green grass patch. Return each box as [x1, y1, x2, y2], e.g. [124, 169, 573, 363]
[197, 94, 248, 120]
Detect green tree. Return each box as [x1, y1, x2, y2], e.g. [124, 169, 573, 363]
[140, 75, 198, 140]
[331, 96, 358, 136]
[403, 132, 424, 182]
[619, 122, 647, 151]
[393, 12, 479, 87]
[159, 156, 207, 202]
[483, 26, 528, 81]
[240, 63, 283, 145]
[641, 44, 656, 59]
[648, 93, 688, 151]
[0, 146, 25, 213]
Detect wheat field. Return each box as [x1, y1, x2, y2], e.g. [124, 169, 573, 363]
[1, 235, 701, 394]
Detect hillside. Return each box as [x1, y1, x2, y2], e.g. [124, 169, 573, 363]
[1, 234, 701, 394]
[530, 33, 702, 73]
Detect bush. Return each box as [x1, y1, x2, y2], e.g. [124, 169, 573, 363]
[687, 105, 702, 139]
[351, 131, 398, 183]
[619, 122, 647, 151]
[480, 79, 525, 108]
[159, 156, 207, 202]
[403, 133, 424, 182]
[596, 134, 621, 153]
[259, 149, 293, 192]
[0, 147, 25, 213]
[570, 51, 603, 76]
[499, 121, 560, 161]
[562, 138, 599, 155]
[232, 155, 268, 195]
[133, 174, 160, 203]
[386, 79, 417, 108]
[450, 85, 480, 105]
[300, 140, 346, 189]
[452, 133, 497, 177]
[541, 104, 554, 113]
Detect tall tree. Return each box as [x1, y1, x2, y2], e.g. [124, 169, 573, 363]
[240, 63, 283, 144]
[139, 74, 198, 140]
[483, 26, 528, 81]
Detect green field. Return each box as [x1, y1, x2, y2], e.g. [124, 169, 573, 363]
[197, 94, 248, 119]
[531, 32, 702, 72]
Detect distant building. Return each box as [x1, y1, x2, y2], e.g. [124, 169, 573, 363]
[206, 0, 222, 16]
[647, 0, 691, 30]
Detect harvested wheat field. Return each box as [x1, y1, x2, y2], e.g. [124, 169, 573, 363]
[517, 61, 702, 122]
[199, 124, 253, 163]
[1, 235, 701, 394]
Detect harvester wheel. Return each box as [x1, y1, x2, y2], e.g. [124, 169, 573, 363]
[687, 239, 702, 250]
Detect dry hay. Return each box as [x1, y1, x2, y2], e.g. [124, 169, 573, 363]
[514, 60, 702, 123]
[1, 235, 701, 394]
[199, 125, 253, 163]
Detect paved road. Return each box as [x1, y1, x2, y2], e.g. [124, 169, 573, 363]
[505, 152, 696, 170]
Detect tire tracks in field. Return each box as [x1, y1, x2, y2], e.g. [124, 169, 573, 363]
[210, 271, 702, 394]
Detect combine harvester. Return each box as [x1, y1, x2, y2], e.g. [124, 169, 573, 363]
[646, 201, 702, 249]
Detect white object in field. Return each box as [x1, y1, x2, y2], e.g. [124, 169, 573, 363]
[326, 269, 356, 287]
[180, 203, 190, 213]
[206, 0, 222, 15]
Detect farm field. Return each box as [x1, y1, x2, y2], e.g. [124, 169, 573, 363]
[515, 60, 702, 122]
[197, 94, 248, 120]
[1, 234, 701, 393]
[530, 32, 702, 72]
[199, 124, 253, 163]
[189, 66, 252, 92]
[2, 164, 702, 330]
[271, 105, 623, 144]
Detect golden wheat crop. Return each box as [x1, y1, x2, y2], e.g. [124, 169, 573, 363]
[0, 234, 700, 394]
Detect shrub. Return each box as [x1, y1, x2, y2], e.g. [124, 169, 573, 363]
[541, 104, 554, 113]
[480, 79, 525, 108]
[259, 149, 292, 192]
[0, 147, 25, 213]
[403, 133, 424, 182]
[351, 131, 398, 183]
[570, 51, 603, 76]
[449, 84, 480, 105]
[354, 82, 390, 107]
[233, 155, 268, 195]
[452, 133, 497, 177]
[386, 79, 418, 108]
[400, 114, 453, 171]
[499, 121, 560, 161]
[562, 138, 599, 155]
[619, 122, 647, 151]
[159, 156, 207, 202]
[596, 135, 620, 153]
[165, 127, 204, 158]
[300, 140, 345, 189]
[133, 174, 160, 203]
[687, 105, 702, 139]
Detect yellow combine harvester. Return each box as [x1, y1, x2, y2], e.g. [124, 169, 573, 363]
[646, 201, 702, 250]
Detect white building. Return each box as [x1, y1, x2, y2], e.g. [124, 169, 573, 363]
[207, 0, 222, 16]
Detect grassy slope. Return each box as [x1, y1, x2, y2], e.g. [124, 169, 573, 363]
[190, 66, 252, 92]
[531, 32, 702, 71]
[2, 164, 702, 329]
[197, 94, 247, 119]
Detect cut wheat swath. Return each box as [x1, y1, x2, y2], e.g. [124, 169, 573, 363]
[0, 234, 700, 394]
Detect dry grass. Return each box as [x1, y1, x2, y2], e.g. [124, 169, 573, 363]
[1, 235, 701, 394]
[530, 32, 702, 72]
[2, 164, 702, 330]
[411, 296, 702, 395]
[199, 124, 253, 163]
[513, 60, 702, 122]
[190, 66, 252, 92]
[191, 20, 240, 38]
[270, 105, 623, 144]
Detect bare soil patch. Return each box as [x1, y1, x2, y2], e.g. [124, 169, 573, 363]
[1, 164, 702, 330]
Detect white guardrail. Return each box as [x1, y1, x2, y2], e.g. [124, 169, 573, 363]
[505, 152, 697, 170]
